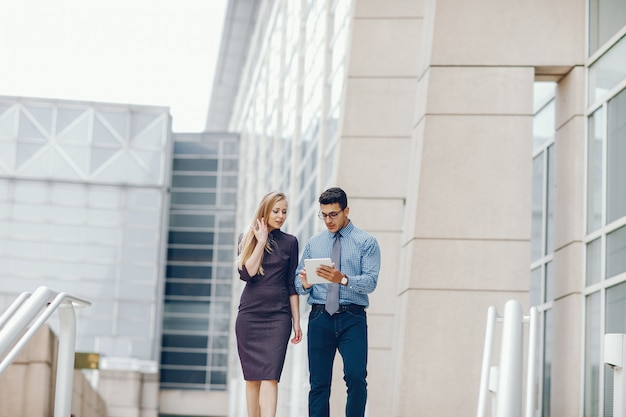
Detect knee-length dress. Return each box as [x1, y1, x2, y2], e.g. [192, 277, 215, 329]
[235, 229, 299, 381]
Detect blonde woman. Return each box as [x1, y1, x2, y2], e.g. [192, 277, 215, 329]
[235, 191, 302, 417]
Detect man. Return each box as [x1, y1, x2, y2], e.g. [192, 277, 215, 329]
[295, 187, 381, 417]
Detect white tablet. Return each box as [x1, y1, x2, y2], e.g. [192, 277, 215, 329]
[304, 258, 333, 285]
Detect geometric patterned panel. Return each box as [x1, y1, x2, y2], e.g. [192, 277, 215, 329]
[0, 96, 172, 186]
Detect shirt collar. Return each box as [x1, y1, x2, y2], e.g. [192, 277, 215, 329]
[329, 220, 353, 239]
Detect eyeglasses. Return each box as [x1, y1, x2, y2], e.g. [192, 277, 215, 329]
[318, 209, 344, 220]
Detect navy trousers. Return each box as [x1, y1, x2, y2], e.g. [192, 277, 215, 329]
[307, 307, 368, 417]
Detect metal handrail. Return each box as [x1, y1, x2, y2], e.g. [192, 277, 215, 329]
[476, 300, 538, 417]
[0, 286, 91, 417]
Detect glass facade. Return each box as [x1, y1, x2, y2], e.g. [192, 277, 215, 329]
[236, 0, 352, 243]
[160, 133, 238, 391]
[0, 96, 171, 365]
[584, 5, 626, 415]
[530, 81, 556, 416]
[230, 0, 353, 414]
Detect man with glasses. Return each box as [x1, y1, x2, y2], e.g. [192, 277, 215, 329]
[295, 187, 381, 417]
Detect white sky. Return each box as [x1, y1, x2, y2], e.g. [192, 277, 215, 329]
[0, 0, 228, 132]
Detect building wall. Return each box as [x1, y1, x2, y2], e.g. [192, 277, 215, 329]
[0, 96, 172, 368]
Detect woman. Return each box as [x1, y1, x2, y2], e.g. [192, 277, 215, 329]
[235, 191, 302, 417]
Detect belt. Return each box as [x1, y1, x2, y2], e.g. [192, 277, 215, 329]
[311, 304, 365, 313]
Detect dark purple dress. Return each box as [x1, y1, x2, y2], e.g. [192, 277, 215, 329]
[235, 229, 299, 381]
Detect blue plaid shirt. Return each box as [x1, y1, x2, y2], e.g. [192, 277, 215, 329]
[295, 221, 380, 307]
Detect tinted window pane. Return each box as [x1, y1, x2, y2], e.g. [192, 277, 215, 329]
[530, 154, 544, 262]
[168, 248, 214, 262]
[587, 109, 603, 233]
[161, 351, 207, 366]
[607, 88, 626, 223]
[168, 231, 214, 245]
[162, 334, 208, 349]
[169, 214, 214, 228]
[166, 265, 212, 279]
[171, 192, 216, 206]
[606, 226, 626, 279]
[173, 142, 219, 155]
[164, 301, 211, 315]
[210, 371, 227, 385]
[165, 282, 212, 297]
[160, 369, 206, 384]
[173, 159, 218, 171]
[172, 175, 217, 188]
[162, 316, 209, 331]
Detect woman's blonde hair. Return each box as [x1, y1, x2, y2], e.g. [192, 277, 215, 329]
[236, 191, 288, 275]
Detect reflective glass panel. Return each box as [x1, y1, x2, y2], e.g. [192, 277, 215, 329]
[605, 282, 626, 416]
[607, 87, 626, 224]
[542, 309, 552, 417]
[530, 267, 541, 307]
[162, 334, 208, 349]
[589, 0, 626, 54]
[172, 175, 217, 189]
[584, 291, 601, 417]
[606, 225, 626, 279]
[545, 145, 554, 255]
[588, 36, 626, 104]
[586, 238, 602, 286]
[587, 109, 604, 232]
[531, 153, 544, 262]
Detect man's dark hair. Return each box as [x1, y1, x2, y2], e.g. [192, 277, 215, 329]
[319, 187, 348, 210]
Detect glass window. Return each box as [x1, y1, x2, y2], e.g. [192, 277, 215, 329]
[169, 214, 214, 228]
[607, 88, 626, 224]
[605, 282, 626, 416]
[165, 282, 212, 297]
[544, 261, 554, 303]
[172, 175, 217, 189]
[584, 291, 601, 417]
[161, 351, 207, 366]
[530, 267, 542, 307]
[167, 248, 214, 262]
[606, 225, 626, 279]
[168, 231, 214, 245]
[174, 142, 219, 155]
[166, 265, 213, 279]
[545, 146, 554, 255]
[542, 310, 552, 417]
[171, 192, 216, 206]
[160, 369, 206, 384]
[173, 158, 218, 172]
[588, 36, 626, 104]
[162, 334, 208, 349]
[586, 238, 602, 286]
[162, 316, 210, 331]
[588, 0, 626, 54]
[531, 153, 545, 262]
[587, 109, 604, 232]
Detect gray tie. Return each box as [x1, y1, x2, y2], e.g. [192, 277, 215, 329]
[325, 233, 341, 315]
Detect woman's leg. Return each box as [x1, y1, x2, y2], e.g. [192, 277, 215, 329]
[259, 380, 278, 417]
[245, 380, 261, 417]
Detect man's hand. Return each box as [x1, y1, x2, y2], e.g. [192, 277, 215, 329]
[316, 263, 343, 284]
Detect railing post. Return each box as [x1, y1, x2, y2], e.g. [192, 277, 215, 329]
[477, 306, 498, 417]
[496, 300, 523, 417]
[605, 333, 626, 417]
[525, 307, 538, 417]
[0, 287, 90, 417]
[54, 303, 78, 417]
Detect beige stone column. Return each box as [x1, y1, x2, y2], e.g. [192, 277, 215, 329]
[550, 66, 586, 416]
